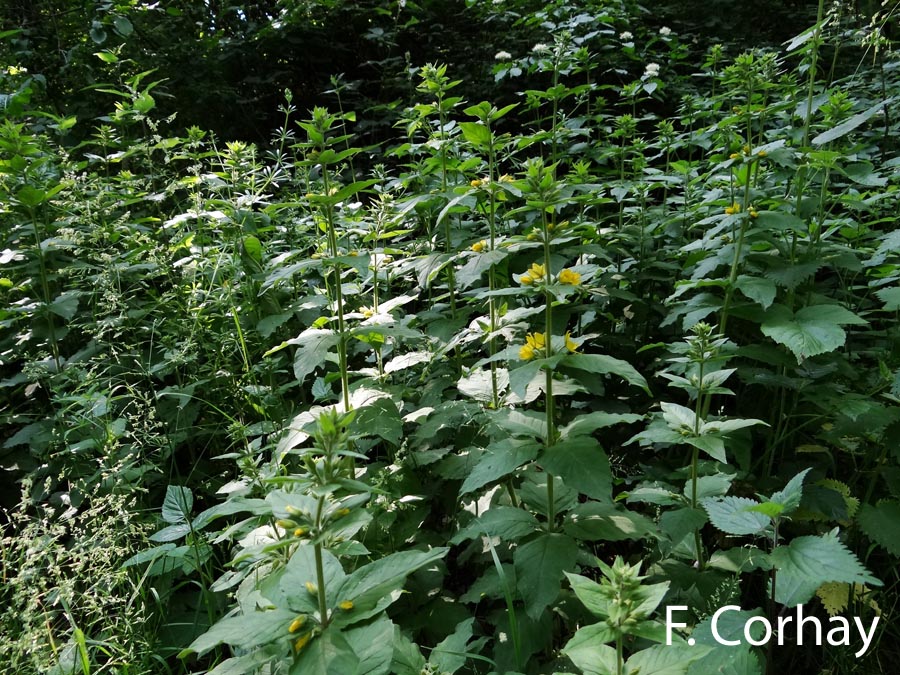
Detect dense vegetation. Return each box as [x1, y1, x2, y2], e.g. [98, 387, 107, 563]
[2, 1, 900, 674]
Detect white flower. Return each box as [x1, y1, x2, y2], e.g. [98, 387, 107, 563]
[644, 62, 660, 77]
[398, 0, 406, 7]
[532, 43, 550, 54]
[495, 50, 512, 61]
[659, 26, 672, 36]
[619, 31, 633, 41]
[499, 632, 508, 643]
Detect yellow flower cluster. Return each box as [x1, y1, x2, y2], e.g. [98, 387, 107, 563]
[471, 240, 487, 253]
[748, 206, 759, 218]
[519, 331, 580, 360]
[519, 332, 546, 360]
[558, 268, 581, 285]
[519, 262, 545, 285]
[724, 202, 741, 215]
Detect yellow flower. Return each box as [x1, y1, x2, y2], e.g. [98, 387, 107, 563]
[519, 274, 534, 285]
[293, 527, 307, 537]
[742, 144, 751, 154]
[527, 262, 545, 280]
[288, 616, 307, 633]
[360, 306, 375, 318]
[729, 153, 740, 160]
[757, 150, 768, 157]
[724, 202, 740, 215]
[294, 633, 311, 652]
[519, 332, 546, 360]
[749, 206, 759, 218]
[339, 600, 354, 611]
[471, 240, 487, 253]
[558, 268, 581, 286]
[564, 332, 579, 353]
[470, 178, 483, 188]
[499, 174, 514, 183]
[305, 581, 318, 595]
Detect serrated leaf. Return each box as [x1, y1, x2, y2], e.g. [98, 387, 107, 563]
[344, 616, 394, 675]
[771, 531, 881, 606]
[816, 581, 850, 616]
[875, 287, 900, 311]
[734, 275, 776, 309]
[857, 500, 900, 555]
[761, 304, 867, 362]
[514, 533, 578, 620]
[290, 628, 359, 675]
[768, 467, 811, 515]
[702, 496, 770, 535]
[456, 249, 506, 289]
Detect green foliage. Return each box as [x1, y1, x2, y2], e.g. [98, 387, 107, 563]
[2, 1, 900, 674]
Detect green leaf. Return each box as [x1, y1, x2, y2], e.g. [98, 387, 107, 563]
[459, 439, 538, 495]
[561, 353, 649, 392]
[16, 185, 46, 207]
[876, 287, 900, 311]
[390, 626, 427, 675]
[562, 626, 617, 675]
[702, 496, 770, 535]
[624, 643, 710, 675]
[278, 545, 347, 614]
[162, 485, 193, 524]
[768, 467, 811, 516]
[113, 16, 134, 36]
[345, 616, 394, 675]
[812, 98, 894, 146]
[565, 573, 610, 618]
[450, 506, 540, 544]
[49, 293, 79, 320]
[559, 412, 643, 439]
[179, 608, 296, 658]
[514, 533, 578, 620]
[283, 328, 340, 383]
[456, 249, 507, 289]
[354, 398, 402, 446]
[337, 548, 448, 620]
[537, 437, 612, 501]
[734, 275, 776, 309]
[431, 618, 474, 674]
[291, 628, 359, 675]
[771, 530, 881, 606]
[459, 121, 492, 148]
[761, 304, 867, 362]
[856, 501, 900, 556]
[564, 503, 657, 541]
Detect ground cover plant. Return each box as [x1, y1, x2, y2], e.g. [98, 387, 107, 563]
[2, 0, 900, 673]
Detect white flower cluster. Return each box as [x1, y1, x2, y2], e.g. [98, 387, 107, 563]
[659, 26, 672, 36]
[644, 62, 660, 77]
[532, 43, 550, 54]
[619, 31, 633, 41]
[495, 50, 512, 61]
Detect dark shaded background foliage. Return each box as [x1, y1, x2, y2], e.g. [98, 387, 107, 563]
[3, 0, 822, 144]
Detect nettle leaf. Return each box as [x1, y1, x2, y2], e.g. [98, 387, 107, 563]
[702, 496, 770, 536]
[537, 437, 612, 501]
[565, 573, 610, 618]
[344, 616, 394, 675]
[162, 485, 193, 524]
[274, 328, 340, 383]
[857, 500, 900, 556]
[514, 533, 579, 620]
[450, 506, 540, 544]
[771, 530, 881, 606]
[875, 286, 900, 311]
[768, 467, 812, 515]
[760, 304, 867, 362]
